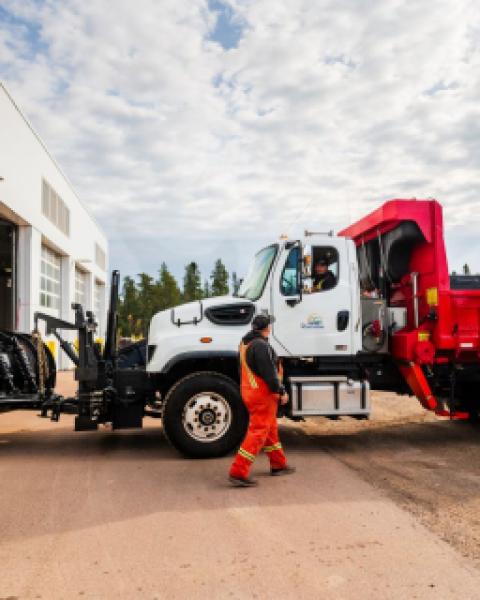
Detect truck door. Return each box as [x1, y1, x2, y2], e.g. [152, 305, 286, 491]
[271, 239, 354, 357]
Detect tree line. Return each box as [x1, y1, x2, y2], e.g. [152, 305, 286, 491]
[118, 259, 241, 338]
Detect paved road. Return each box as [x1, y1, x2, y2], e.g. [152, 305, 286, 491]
[1, 410, 480, 599]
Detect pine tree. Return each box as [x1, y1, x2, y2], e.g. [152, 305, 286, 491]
[183, 262, 203, 302]
[156, 262, 181, 310]
[118, 276, 141, 337]
[210, 259, 229, 296]
[231, 271, 241, 295]
[137, 273, 155, 336]
[463, 263, 471, 275]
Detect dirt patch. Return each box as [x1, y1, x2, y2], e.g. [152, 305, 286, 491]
[55, 369, 77, 397]
[297, 392, 480, 567]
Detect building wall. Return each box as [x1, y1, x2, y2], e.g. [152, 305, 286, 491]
[0, 83, 108, 368]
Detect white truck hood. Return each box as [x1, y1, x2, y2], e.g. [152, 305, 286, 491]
[146, 296, 255, 373]
[170, 296, 251, 326]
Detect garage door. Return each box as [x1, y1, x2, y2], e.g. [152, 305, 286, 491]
[40, 245, 61, 316]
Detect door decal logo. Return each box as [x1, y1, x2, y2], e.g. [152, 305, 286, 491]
[301, 313, 324, 329]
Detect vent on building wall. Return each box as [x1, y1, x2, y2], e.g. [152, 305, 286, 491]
[41, 179, 70, 236]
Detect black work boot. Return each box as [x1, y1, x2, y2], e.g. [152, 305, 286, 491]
[270, 465, 296, 476]
[228, 475, 258, 487]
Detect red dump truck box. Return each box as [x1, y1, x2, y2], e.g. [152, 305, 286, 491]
[340, 199, 480, 364]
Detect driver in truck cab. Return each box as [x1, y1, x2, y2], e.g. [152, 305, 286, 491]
[229, 314, 295, 487]
[312, 258, 336, 292]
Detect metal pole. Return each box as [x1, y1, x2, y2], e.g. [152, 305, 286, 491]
[104, 270, 120, 362]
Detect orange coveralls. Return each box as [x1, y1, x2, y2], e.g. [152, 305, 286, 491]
[229, 341, 287, 480]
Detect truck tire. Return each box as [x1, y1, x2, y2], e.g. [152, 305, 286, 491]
[162, 371, 248, 458]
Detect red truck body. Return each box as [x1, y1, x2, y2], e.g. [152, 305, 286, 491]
[340, 199, 480, 416]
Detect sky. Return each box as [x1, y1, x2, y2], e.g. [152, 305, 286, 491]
[1, 0, 480, 285]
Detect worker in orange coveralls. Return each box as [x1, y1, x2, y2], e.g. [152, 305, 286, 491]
[229, 314, 295, 487]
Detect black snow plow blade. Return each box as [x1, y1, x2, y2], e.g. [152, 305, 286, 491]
[0, 330, 56, 410]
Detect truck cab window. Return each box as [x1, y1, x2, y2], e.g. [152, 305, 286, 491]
[280, 246, 300, 296]
[310, 247, 338, 293]
[237, 244, 278, 301]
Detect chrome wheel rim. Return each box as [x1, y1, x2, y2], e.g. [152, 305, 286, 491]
[182, 392, 232, 443]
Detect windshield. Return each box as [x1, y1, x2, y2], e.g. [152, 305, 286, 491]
[237, 245, 278, 301]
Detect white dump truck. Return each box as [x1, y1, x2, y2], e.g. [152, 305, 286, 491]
[147, 226, 370, 456]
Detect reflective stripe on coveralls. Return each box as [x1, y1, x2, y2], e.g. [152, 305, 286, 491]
[229, 341, 287, 479]
[263, 442, 283, 453]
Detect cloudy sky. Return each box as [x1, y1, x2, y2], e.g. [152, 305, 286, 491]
[1, 0, 480, 284]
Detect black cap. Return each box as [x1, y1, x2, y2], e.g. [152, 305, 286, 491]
[252, 314, 271, 331]
[316, 258, 328, 266]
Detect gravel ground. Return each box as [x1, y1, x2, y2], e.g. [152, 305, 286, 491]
[298, 392, 480, 568]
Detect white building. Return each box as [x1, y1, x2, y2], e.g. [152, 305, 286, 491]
[0, 83, 108, 368]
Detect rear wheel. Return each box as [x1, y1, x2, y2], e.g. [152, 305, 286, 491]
[162, 371, 248, 458]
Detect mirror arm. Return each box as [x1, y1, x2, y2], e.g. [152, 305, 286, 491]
[297, 243, 303, 302]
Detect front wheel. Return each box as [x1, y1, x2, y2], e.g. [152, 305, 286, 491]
[162, 372, 248, 458]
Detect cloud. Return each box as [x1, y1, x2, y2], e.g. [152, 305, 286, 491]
[1, 0, 480, 281]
